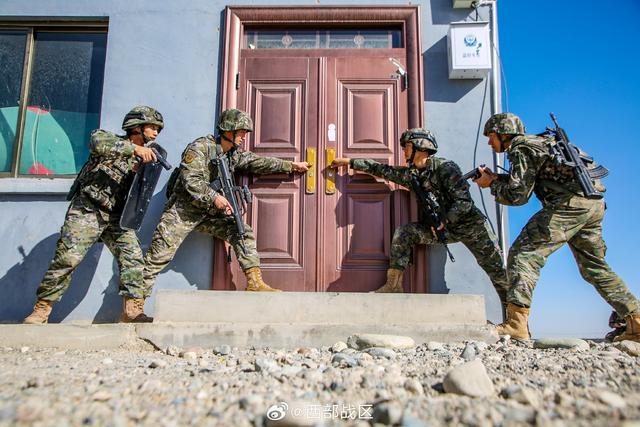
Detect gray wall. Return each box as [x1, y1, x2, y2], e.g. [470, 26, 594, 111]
[0, 0, 503, 323]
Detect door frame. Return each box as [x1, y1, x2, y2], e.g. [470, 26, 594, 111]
[217, 5, 428, 293]
[221, 6, 423, 127]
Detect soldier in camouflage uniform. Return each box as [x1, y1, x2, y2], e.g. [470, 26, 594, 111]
[331, 128, 508, 305]
[142, 109, 309, 292]
[24, 106, 164, 324]
[476, 113, 640, 342]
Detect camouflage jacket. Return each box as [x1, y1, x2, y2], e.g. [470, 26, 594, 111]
[75, 129, 137, 214]
[490, 134, 606, 206]
[171, 134, 293, 213]
[351, 157, 483, 226]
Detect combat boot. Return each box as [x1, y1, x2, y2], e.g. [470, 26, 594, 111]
[613, 313, 640, 343]
[605, 311, 626, 342]
[371, 268, 404, 293]
[23, 299, 54, 324]
[496, 303, 530, 340]
[120, 297, 153, 323]
[245, 267, 282, 292]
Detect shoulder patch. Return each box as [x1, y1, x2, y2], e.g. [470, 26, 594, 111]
[183, 150, 197, 164]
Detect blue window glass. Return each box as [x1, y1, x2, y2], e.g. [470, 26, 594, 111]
[0, 31, 27, 173]
[19, 31, 107, 176]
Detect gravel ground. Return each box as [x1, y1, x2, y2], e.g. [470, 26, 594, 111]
[1, 336, 639, 427]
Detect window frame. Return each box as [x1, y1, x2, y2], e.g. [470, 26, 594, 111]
[0, 19, 108, 180]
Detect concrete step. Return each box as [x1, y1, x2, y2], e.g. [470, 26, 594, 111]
[0, 324, 141, 350]
[154, 290, 487, 324]
[142, 290, 497, 348]
[0, 292, 497, 350]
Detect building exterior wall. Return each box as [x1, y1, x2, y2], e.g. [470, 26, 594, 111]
[0, 0, 503, 323]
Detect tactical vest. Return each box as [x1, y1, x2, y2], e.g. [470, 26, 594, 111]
[415, 157, 472, 222]
[77, 130, 136, 213]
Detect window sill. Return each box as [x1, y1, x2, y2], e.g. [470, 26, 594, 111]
[0, 178, 73, 195]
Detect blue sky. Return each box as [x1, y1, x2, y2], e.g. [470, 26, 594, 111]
[497, 1, 640, 338]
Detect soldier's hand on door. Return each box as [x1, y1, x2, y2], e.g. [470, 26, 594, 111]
[214, 194, 234, 215]
[330, 158, 350, 170]
[291, 161, 310, 173]
[133, 145, 157, 163]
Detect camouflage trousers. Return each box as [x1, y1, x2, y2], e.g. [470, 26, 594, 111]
[508, 196, 640, 316]
[390, 215, 509, 304]
[143, 198, 260, 291]
[37, 196, 145, 302]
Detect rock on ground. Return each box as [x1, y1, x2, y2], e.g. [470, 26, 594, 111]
[347, 333, 415, 350]
[533, 338, 590, 351]
[0, 338, 639, 426]
[442, 359, 495, 398]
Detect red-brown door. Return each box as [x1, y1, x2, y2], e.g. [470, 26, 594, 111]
[215, 51, 410, 291]
[322, 56, 409, 291]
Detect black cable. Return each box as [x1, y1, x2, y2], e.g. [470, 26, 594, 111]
[472, 77, 497, 236]
[471, 0, 510, 112]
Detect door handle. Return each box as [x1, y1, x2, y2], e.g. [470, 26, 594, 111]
[326, 148, 336, 195]
[306, 147, 316, 194]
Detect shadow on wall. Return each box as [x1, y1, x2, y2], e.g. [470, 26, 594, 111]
[427, 245, 450, 294]
[0, 180, 210, 324]
[423, 36, 483, 103]
[429, 0, 474, 25]
[325, 182, 390, 293]
[93, 183, 213, 323]
[0, 234, 101, 324]
[93, 183, 211, 323]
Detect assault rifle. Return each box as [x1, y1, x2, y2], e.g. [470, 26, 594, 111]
[460, 164, 486, 181]
[409, 173, 455, 262]
[545, 113, 608, 199]
[212, 144, 253, 256]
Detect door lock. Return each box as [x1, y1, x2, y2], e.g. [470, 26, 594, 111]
[326, 148, 336, 195]
[306, 148, 316, 194]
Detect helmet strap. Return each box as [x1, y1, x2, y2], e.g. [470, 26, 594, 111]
[220, 133, 234, 144]
[142, 128, 152, 144]
[231, 130, 239, 152]
[407, 145, 417, 168]
[128, 127, 145, 144]
[499, 134, 512, 152]
[219, 131, 239, 154]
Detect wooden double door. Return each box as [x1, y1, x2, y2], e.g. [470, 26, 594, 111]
[214, 51, 414, 292]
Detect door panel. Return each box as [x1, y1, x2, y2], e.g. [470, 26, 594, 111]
[341, 83, 395, 151]
[323, 56, 409, 292]
[216, 56, 318, 291]
[250, 83, 303, 150]
[341, 193, 391, 264]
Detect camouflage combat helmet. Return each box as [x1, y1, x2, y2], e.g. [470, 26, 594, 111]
[483, 113, 525, 136]
[217, 109, 254, 132]
[122, 106, 164, 132]
[400, 128, 438, 154]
